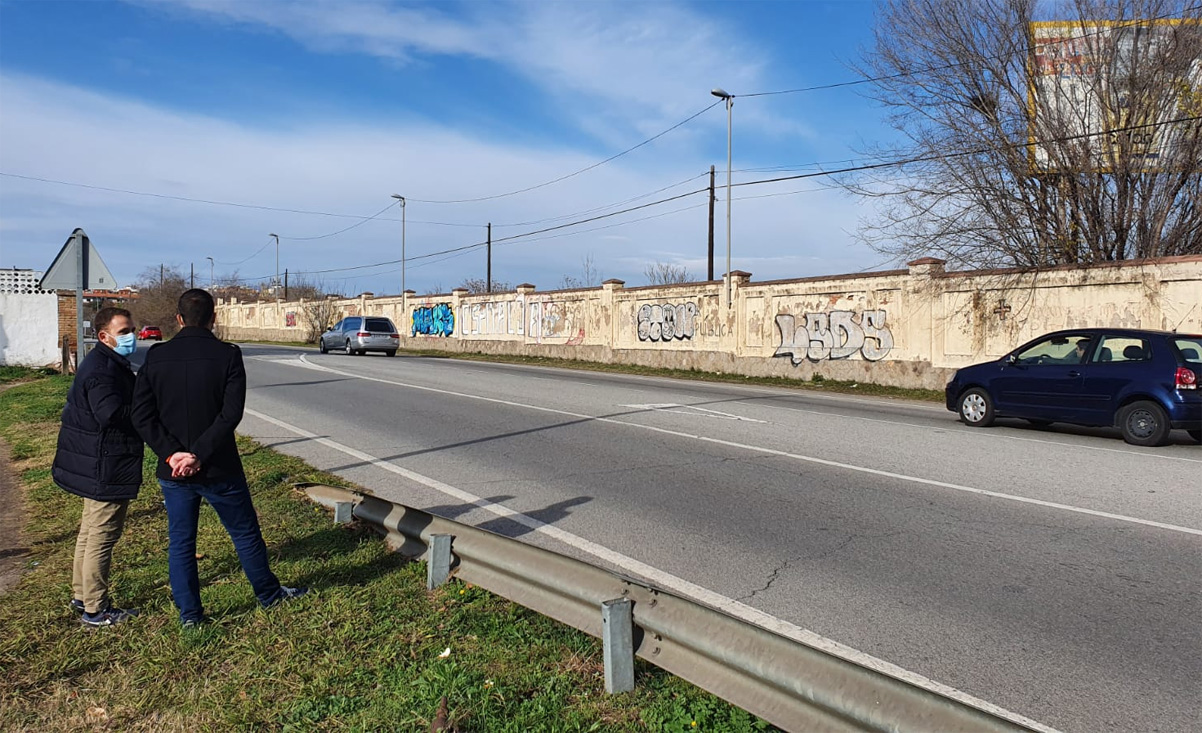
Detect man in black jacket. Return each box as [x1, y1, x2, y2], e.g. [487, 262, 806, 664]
[132, 289, 305, 626]
[52, 306, 142, 627]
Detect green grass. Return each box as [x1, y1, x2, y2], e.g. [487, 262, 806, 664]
[0, 365, 59, 384]
[0, 375, 776, 732]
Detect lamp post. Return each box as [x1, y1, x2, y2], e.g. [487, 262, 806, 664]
[391, 194, 406, 297]
[711, 87, 733, 307]
[268, 233, 280, 295]
[205, 256, 214, 288]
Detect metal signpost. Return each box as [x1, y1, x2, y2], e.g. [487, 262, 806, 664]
[40, 228, 119, 368]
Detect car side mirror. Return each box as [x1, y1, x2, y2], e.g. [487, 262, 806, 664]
[1006, 354, 1018, 366]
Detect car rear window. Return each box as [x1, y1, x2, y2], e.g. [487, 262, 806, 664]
[1096, 336, 1150, 363]
[365, 318, 396, 333]
[1172, 337, 1202, 363]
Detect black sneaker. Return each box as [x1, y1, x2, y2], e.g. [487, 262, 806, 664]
[81, 607, 139, 627]
[69, 599, 85, 614]
[180, 616, 212, 629]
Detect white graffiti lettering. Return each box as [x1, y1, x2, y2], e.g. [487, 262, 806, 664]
[774, 309, 894, 363]
[637, 302, 697, 342]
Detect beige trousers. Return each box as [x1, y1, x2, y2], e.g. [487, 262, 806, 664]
[71, 498, 130, 614]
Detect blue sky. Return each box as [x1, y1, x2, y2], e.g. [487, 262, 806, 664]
[0, 0, 898, 296]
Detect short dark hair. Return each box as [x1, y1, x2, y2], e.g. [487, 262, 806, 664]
[178, 288, 216, 327]
[94, 307, 132, 334]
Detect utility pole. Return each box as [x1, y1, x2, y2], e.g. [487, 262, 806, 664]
[711, 87, 734, 307]
[391, 195, 406, 297]
[707, 165, 715, 281]
[486, 223, 492, 294]
[269, 233, 280, 295]
[190, 262, 194, 288]
[284, 269, 289, 301]
[206, 256, 214, 287]
[160, 264, 164, 289]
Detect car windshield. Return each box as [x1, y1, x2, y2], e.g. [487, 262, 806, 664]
[1172, 336, 1202, 363]
[365, 318, 395, 332]
[1014, 335, 1092, 365]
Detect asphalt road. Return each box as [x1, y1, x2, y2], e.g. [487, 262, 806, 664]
[210, 344, 1198, 732]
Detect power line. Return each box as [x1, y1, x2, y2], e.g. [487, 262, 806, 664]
[216, 241, 273, 267]
[732, 113, 1202, 189]
[405, 101, 722, 204]
[276, 201, 399, 241]
[266, 111, 1202, 282]
[739, 4, 1202, 98]
[0, 170, 485, 228]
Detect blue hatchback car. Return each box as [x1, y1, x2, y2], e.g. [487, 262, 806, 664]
[945, 328, 1202, 446]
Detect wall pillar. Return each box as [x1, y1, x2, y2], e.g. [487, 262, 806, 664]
[601, 279, 624, 347]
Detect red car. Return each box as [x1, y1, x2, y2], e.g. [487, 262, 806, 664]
[138, 325, 162, 341]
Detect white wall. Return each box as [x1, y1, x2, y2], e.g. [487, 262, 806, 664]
[0, 293, 59, 367]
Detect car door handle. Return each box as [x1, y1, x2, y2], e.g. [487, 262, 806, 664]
[1067, 370, 1081, 377]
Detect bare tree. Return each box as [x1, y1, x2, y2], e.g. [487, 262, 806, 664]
[644, 261, 692, 285]
[846, 0, 1202, 269]
[457, 277, 515, 293]
[559, 254, 603, 289]
[300, 298, 338, 343]
[130, 265, 188, 337]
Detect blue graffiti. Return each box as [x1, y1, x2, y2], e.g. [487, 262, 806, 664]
[412, 303, 455, 337]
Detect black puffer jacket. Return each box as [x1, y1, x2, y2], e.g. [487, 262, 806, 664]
[52, 343, 144, 501]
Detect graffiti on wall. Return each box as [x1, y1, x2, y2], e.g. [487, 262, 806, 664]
[529, 300, 583, 342]
[412, 303, 456, 337]
[774, 310, 894, 363]
[461, 301, 525, 336]
[637, 303, 697, 342]
[285, 312, 297, 328]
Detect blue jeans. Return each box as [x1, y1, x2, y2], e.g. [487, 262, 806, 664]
[160, 478, 283, 622]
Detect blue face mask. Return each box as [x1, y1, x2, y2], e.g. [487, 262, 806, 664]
[112, 332, 137, 357]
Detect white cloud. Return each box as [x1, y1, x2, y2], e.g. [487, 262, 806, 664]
[145, 0, 772, 144]
[0, 55, 878, 294]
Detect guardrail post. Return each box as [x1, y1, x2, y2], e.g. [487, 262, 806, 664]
[427, 534, 454, 589]
[602, 598, 634, 693]
[333, 501, 353, 524]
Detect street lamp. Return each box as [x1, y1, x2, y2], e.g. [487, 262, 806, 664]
[711, 87, 733, 307]
[205, 256, 214, 288]
[391, 194, 406, 297]
[268, 233, 280, 295]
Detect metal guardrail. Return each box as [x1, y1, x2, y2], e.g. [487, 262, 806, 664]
[301, 483, 1044, 732]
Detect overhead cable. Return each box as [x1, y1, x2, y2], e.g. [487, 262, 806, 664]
[739, 4, 1202, 98]
[405, 101, 723, 204]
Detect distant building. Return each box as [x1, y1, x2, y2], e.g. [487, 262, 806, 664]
[0, 268, 48, 294]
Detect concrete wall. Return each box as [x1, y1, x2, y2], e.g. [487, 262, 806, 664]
[216, 256, 1202, 390]
[0, 292, 60, 367]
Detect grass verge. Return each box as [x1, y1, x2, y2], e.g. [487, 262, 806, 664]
[0, 365, 59, 384]
[0, 375, 775, 732]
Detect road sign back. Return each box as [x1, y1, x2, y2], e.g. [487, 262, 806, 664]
[40, 228, 119, 291]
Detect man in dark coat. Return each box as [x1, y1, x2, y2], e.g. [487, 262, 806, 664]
[131, 288, 306, 626]
[52, 306, 143, 627]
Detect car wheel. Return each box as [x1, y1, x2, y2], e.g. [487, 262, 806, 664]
[958, 387, 995, 427]
[345, 340, 354, 355]
[1025, 418, 1053, 428]
[319, 337, 328, 354]
[1118, 400, 1170, 447]
[1189, 428, 1202, 444]
[385, 350, 397, 358]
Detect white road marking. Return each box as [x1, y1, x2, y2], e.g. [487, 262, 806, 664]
[242, 405, 1059, 733]
[620, 403, 768, 423]
[749, 401, 1202, 464]
[267, 347, 1199, 463]
[287, 354, 1202, 536]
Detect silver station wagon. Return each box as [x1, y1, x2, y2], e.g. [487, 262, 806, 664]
[319, 316, 400, 357]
